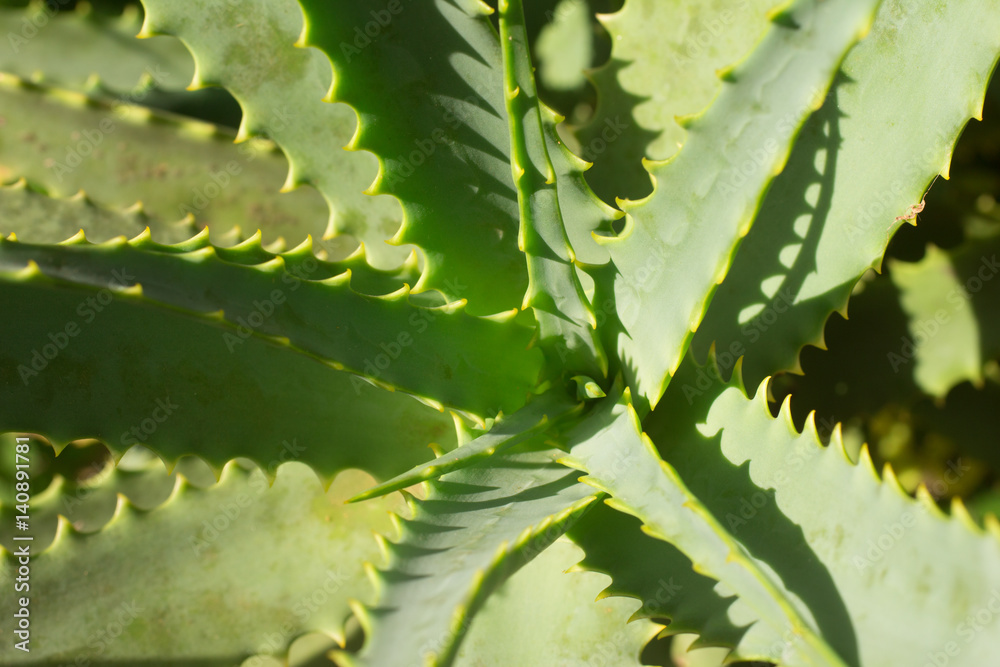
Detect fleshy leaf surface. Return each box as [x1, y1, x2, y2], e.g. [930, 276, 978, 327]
[691, 0, 1000, 389]
[337, 449, 598, 667]
[596, 0, 880, 410]
[298, 0, 527, 314]
[576, 0, 781, 202]
[455, 537, 658, 667]
[0, 461, 402, 663]
[0, 266, 459, 481]
[0, 4, 193, 92]
[558, 387, 845, 666]
[0, 74, 328, 248]
[499, 0, 606, 378]
[352, 389, 582, 502]
[0, 234, 541, 418]
[139, 0, 410, 268]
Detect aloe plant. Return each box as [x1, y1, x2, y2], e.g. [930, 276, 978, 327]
[2, 0, 1000, 665]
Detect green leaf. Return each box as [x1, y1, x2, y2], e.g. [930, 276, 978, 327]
[499, 0, 606, 378]
[0, 233, 541, 419]
[0, 460, 402, 663]
[336, 449, 599, 667]
[575, 0, 782, 202]
[455, 537, 658, 667]
[0, 178, 197, 245]
[0, 74, 329, 248]
[0, 4, 193, 92]
[351, 389, 582, 502]
[0, 267, 459, 481]
[298, 0, 527, 315]
[568, 502, 747, 647]
[569, 354, 1000, 665]
[138, 0, 410, 269]
[0, 437, 217, 553]
[596, 0, 880, 411]
[890, 245, 983, 397]
[691, 0, 1000, 390]
[0, 2, 240, 127]
[690, 369, 1000, 666]
[557, 386, 848, 666]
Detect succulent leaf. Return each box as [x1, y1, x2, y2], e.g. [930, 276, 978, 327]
[568, 502, 748, 646]
[0, 178, 197, 244]
[0, 4, 193, 92]
[558, 385, 847, 666]
[498, 0, 607, 379]
[0, 460, 402, 663]
[691, 0, 1000, 390]
[577, 0, 782, 202]
[455, 537, 658, 667]
[564, 354, 1000, 665]
[337, 449, 599, 667]
[596, 0, 881, 411]
[138, 0, 411, 269]
[0, 234, 541, 418]
[0, 74, 329, 247]
[890, 239, 1000, 398]
[352, 388, 583, 503]
[297, 0, 530, 315]
[0, 266, 461, 481]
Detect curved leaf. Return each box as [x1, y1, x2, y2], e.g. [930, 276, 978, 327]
[576, 0, 781, 202]
[0, 233, 541, 418]
[0, 4, 192, 92]
[499, 0, 606, 378]
[337, 449, 598, 667]
[298, 0, 527, 315]
[456, 537, 658, 667]
[0, 266, 459, 481]
[558, 387, 846, 666]
[0, 178, 197, 244]
[0, 74, 328, 247]
[691, 0, 1000, 390]
[138, 0, 410, 268]
[0, 461, 401, 663]
[595, 0, 880, 410]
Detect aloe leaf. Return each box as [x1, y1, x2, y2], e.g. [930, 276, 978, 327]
[576, 0, 781, 202]
[688, 368, 1000, 666]
[0, 4, 192, 92]
[0, 178, 196, 244]
[596, 0, 880, 411]
[0, 233, 541, 418]
[692, 0, 1000, 390]
[0, 437, 217, 553]
[558, 387, 847, 666]
[499, 0, 606, 378]
[138, 0, 410, 269]
[568, 354, 1000, 665]
[568, 502, 749, 648]
[0, 2, 240, 127]
[297, 0, 531, 315]
[0, 272, 461, 481]
[0, 74, 329, 247]
[455, 537, 658, 666]
[0, 461, 402, 663]
[351, 389, 582, 503]
[545, 105, 621, 269]
[335, 449, 599, 667]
